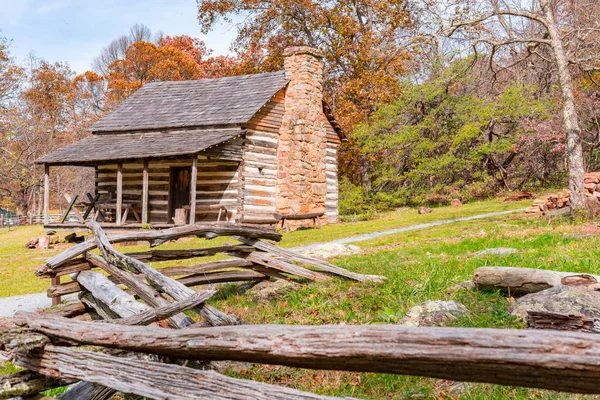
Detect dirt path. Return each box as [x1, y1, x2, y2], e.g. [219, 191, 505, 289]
[0, 208, 524, 317]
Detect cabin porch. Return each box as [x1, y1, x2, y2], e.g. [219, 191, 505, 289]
[40, 154, 242, 231]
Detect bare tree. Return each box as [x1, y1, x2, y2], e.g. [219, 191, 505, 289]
[428, 0, 600, 212]
[92, 24, 155, 75]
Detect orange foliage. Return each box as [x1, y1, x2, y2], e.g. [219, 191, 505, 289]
[197, 0, 415, 182]
[105, 40, 204, 104]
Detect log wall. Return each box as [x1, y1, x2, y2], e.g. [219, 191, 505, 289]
[325, 139, 340, 222]
[95, 140, 243, 224]
[240, 89, 284, 221]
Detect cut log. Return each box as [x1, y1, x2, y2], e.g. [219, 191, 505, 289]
[105, 290, 216, 326]
[45, 223, 282, 270]
[37, 302, 88, 319]
[79, 292, 120, 321]
[16, 345, 348, 400]
[235, 237, 385, 282]
[85, 252, 193, 329]
[88, 221, 239, 326]
[473, 266, 600, 295]
[17, 313, 600, 395]
[526, 310, 600, 333]
[0, 370, 70, 400]
[73, 270, 149, 318]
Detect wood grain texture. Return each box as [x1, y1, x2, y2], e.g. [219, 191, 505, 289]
[18, 314, 600, 394]
[16, 345, 349, 400]
[88, 221, 239, 326]
[473, 266, 600, 295]
[45, 223, 281, 269]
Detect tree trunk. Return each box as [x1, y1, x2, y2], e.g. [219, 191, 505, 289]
[18, 313, 600, 394]
[541, 0, 586, 212]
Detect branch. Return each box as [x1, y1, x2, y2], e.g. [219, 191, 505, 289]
[445, 9, 549, 37]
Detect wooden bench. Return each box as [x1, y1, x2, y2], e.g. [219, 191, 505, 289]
[241, 214, 282, 226]
[280, 212, 325, 232]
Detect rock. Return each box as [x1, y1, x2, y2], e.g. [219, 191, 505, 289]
[418, 206, 432, 214]
[46, 230, 57, 236]
[248, 280, 301, 302]
[470, 247, 519, 257]
[509, 285, 600, 320]
[446, 280, 476, 294]
[398, 300, 469, 327]
[37, 236, 50, 250]
[301, 243, 363, 260]
[451, 199, 463, 207]
[65, 233, 85, 244]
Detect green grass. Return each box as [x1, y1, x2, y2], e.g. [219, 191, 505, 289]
[3, 198, 598, 398]
[0, 199, 528, 298]
[209, 211, 600, 399]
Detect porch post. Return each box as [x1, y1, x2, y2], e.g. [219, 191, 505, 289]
[116, 162, 123, 225]
[142, 160, 149, 225]
[43, 164, 49, 225]
[189, 156, 197, 224]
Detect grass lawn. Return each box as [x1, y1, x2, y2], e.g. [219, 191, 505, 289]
[3, 198, 598, 398]
[0, 198, 527, 298]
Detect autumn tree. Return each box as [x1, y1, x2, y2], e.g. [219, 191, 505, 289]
[92, 24, 158, 75]
[0, 35, 23, 105]
[427, 0, 600, 212]
[0, 59, 77, 213]
[196, 0, 419, 187]
[105, 40, 204, 104]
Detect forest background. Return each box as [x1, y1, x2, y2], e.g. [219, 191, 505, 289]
[1, 0, 599, 218]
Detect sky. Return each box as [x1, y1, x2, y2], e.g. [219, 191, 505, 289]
[0, 0, 237, 73]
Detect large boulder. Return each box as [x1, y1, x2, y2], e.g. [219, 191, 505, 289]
[509, 285, 600, 320]
[301, 243, 363, 260]
[398, 300, 469, 327]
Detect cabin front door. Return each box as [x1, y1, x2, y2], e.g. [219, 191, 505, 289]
[169, 167, 191, 223]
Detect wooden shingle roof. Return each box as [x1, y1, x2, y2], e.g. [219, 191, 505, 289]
[37, 128, 244, 165]
[90, 71, 288, 133]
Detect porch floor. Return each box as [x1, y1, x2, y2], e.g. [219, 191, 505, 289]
[44, 222, 177, 232]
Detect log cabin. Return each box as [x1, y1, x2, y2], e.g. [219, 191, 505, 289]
[37, 47, 346, 230]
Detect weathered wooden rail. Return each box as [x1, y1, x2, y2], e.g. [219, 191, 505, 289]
[39, 221, 383, 305]
[6, 222, 600, 398]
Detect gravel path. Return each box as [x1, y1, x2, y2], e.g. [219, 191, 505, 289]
[0, 208, 524, 317]
[0, 292, 77, 317]
[292, 209, 525, 251]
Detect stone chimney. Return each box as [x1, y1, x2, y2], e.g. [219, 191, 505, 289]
[276, 46, 328, 220]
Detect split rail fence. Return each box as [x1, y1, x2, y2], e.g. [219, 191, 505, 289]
[1, 222, 600, 398]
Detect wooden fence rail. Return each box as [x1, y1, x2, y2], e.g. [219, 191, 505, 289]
[6, 221, 599, 399]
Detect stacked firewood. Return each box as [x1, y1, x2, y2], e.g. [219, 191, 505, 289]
[526, 172, 600, 214]
[584, 172, 600, 200]
[525, 189, 570, 214]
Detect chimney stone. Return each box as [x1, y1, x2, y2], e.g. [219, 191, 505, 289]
[276, 46, 328, 223]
